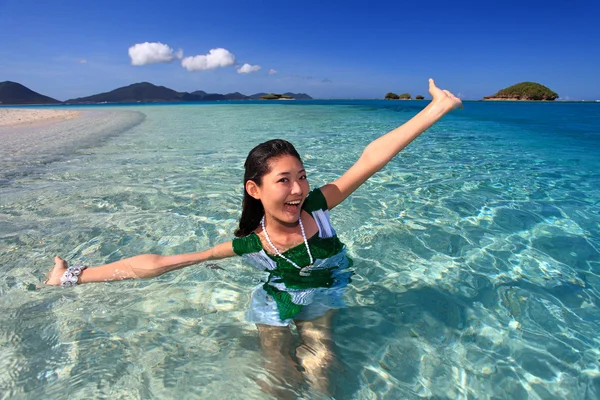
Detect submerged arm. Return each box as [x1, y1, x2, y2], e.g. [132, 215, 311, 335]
[321, 79, 462, 209]
[46, 241, 236, 285]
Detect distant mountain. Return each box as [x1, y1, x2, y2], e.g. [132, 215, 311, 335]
[190, 91, 228, 101]
[248, 92, 313, 100]
[260, 94, 294, 100]
[283, 92, 312, 100]
[249, 92, 268, 100]
[0, 81, 61, 105]
[190, 90, 224, 100]
[65, 82, 198, 103]
[224, 92, 250, 100]
[190, 90, 208, 98]
[60, 82, 313, 103]
[190, 91, 254, 100]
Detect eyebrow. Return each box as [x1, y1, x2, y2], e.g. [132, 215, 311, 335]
[276, 169, 306, 176]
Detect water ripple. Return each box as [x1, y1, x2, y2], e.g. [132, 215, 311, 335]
[1, 102, 600, 398]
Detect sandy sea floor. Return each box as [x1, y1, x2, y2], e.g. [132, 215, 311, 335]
[1, 102, 599, 399]
[0, 108, 80, 127]
[0, 108, 146, 183]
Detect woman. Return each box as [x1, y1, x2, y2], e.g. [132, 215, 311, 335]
[46, 79, 462, 396]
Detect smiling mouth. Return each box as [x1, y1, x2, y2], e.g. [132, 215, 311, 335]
[284, 200, 302, 213]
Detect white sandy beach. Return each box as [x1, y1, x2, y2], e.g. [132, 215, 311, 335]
[0, 108, 80, 127]
[0, 108, 145, 181]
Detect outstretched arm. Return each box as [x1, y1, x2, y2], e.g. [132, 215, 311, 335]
[320, 79, 462, 209]
[45, 241, 236, 285]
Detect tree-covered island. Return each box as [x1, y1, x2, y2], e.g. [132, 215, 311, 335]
[385, 92, 412, 100]
[259, 94, 294, 100]
[484, 82, 558, 101]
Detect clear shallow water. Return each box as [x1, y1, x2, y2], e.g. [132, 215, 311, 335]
[1, 101, 599, 399]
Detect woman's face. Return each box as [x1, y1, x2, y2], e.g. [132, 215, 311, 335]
[247, 154, 310, 226]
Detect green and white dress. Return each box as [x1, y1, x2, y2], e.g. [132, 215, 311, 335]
[232, 188, 353, 326]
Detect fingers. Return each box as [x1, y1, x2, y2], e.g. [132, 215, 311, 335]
[429, 79, 463, 109]
[430, 80, 456, 99]
[443, 89, 459, 101]
[443, 89, 458, 101]
[428, 78, 440, 98]
[429, 78, 436, 91]
[53, 256, 68, 269]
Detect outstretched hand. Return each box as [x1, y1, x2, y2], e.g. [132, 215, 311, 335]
[45, 256, 68, 285]
[428, 78, 463, 112]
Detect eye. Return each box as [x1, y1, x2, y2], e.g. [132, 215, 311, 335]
[278, 178, 289, 183]
[300, 175, 307, 180]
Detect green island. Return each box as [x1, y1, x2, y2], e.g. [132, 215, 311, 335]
[484, 82, 558, 101]
[384, 93, 425, 100]
[260, 93, 294, 100]
[385, 92, 419, 100]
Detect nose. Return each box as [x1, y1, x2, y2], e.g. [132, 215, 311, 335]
[291, 180, 302, 195]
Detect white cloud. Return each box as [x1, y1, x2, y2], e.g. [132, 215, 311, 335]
[268, 69, 277, 75]
[181, 48, 236, 71]
[129, 42, 181, 66]
[79, 59, 87, 64]
[237, 63, 261, 74]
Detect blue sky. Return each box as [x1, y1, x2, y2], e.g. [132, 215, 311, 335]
[1, 0, 598, 100]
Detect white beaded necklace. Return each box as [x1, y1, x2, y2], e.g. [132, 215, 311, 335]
[260, 215, 314, 276]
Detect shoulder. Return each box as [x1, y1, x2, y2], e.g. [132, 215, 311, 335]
[302, 187, 329, 213]
[232, 233, 263, 256]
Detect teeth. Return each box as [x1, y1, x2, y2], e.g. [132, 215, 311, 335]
[286, 201, 300, 205]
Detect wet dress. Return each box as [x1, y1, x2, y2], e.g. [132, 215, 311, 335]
[232, 188, 353, 326]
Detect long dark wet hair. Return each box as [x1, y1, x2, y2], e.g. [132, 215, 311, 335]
[234, 139, 302, 237]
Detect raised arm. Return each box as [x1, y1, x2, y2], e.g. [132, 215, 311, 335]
[45, 241, 236, 286]
[320, 79, 462, 209]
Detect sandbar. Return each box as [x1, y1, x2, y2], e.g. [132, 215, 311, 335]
[0, 108, 80, 127]
[0, 109, 145, 181]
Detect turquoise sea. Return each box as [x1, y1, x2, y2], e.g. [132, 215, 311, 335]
[1, 100, 599, 399]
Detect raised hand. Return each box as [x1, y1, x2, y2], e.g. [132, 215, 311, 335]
[428, 78, 463, 112]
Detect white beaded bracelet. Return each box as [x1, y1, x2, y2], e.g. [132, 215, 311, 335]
[60, 265, 88, 287]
